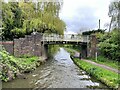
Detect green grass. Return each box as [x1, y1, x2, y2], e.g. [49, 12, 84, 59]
[87, 56, 119, 69]
[73, 58, 119, 89]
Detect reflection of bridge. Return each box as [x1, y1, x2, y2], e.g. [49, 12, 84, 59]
[42, 34, 89, 44]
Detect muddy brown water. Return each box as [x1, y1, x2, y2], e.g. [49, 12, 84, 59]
[2, 48, 108, 89]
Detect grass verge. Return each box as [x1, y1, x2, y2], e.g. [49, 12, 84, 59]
[87, 56, 118, 70]
[73, 58, 119, 89]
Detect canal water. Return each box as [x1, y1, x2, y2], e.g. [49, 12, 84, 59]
[2, 48, 108, 89]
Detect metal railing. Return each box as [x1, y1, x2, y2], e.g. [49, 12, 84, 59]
[42, 34, 89, 43]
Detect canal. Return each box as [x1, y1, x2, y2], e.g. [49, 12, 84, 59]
[2, 48, 108, 89]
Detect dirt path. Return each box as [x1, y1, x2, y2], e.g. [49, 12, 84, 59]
[82, 59, 120, 74]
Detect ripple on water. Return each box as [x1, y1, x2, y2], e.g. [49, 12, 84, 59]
[39, 71, 51, 79]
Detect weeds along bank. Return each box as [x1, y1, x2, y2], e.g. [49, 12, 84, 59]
[65, 48, 119, 89]
[0, 49, 45, 82]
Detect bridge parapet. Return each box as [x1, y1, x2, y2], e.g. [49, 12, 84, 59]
[42, 33, 89, 43]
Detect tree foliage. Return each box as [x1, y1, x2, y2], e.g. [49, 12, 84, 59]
[97, 29, 120, 61]
[82, 29, 105, 35]
[2, 1, 66, 40]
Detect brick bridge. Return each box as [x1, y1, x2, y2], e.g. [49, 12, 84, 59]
[1, 32, 98, 58]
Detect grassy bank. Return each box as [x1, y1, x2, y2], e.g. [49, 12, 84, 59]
[73, 58, 119, 89]
[65, 47, 119, 89]
[0, 50, 45, 82]
[87, 56, 118, 69]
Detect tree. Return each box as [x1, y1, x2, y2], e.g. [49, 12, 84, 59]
[108, 0, 120, 31]
[82, 29, 105, 35]
[96, 1, 120, 61]
[2, 2, 15, 40]
[2, 1, 66, 40]
[97, 28, 120, 61]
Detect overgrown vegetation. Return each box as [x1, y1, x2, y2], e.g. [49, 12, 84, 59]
[96, 29, 120, 61]
[97, 0, 120, 61]
[0, 49, 44, 82]
[2, 1, 66, 40]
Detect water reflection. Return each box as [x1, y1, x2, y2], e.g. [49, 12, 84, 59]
[54, 48, 73, 66]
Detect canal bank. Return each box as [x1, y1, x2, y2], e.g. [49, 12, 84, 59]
[0, 49, 46, 82]
[65, 47, 119, 89]
[2, 48, 108, 89]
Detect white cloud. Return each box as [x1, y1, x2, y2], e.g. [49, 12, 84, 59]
[59, 0, 112, 33]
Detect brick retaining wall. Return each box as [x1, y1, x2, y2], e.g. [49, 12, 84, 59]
[14, 32, 42, 57]
[87, 35, 98, 58]
[0, 32, 43, 57]
[0, 41, 14, 54]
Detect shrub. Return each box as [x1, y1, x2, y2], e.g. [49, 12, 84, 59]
[97, 29, 120, 61]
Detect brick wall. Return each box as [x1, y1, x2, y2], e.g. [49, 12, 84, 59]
[14, 32, 42, 57]
[0, 41, 14, 55]
[87, 35, 98, 58]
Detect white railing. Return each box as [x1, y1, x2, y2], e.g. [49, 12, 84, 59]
[42, 34, 89, 43]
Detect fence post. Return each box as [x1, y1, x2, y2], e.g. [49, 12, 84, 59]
[96, 52, 97, 61]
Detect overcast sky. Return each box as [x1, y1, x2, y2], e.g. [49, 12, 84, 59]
[59, 0, 112, 34]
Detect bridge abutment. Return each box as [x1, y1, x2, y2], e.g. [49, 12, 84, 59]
[87, 35, 98, 58]
[79, 35, 98, 59]
[14, 32, 42, 57]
